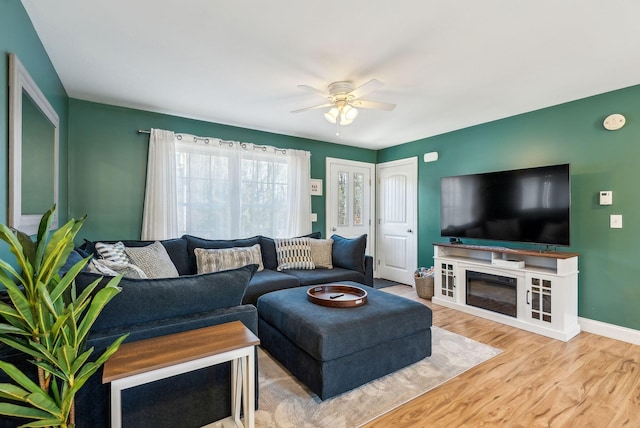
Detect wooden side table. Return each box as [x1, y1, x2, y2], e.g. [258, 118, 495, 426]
[102, 321, 260, 428]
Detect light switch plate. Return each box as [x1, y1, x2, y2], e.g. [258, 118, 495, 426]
[610, 214, 622, 228]
[311, 213, 318, 222]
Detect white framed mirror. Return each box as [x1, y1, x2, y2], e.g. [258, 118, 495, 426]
[8, 53, 59, 235]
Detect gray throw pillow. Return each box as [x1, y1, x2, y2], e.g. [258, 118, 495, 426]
[195, 244, 264, 274]
[125, 241, 179, 278]
[309, 238, 333, 269]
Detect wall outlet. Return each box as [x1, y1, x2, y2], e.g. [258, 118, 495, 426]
[311, 213, 318, 222]
[610, 214, 622, 228]
[600, 191, 613, 205]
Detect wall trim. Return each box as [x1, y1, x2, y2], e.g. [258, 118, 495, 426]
[579, 317, 640, 346]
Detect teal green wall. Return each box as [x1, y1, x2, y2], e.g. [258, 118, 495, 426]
[0, 0, 68, 255]
[379, 85, 640, 330]
[68, 99, 376, 241]
[7, 0, 639, 331]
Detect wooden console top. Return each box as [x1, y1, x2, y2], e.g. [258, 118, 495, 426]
[103, 321, 259, 383]
[433, 242, 579, 260]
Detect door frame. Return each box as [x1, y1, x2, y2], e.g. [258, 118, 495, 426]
[325, 157, 376, 270]
[375, 157, 418, 282]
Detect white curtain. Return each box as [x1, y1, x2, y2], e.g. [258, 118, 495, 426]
[141, 128, 178, 240]
[142, 129, 311, 240]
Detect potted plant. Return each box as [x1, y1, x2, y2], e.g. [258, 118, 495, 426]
[0, 206, 127, 427]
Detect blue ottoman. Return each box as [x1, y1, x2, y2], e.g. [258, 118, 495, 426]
[257, 282, 432, 399]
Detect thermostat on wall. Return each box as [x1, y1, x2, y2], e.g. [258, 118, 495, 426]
[599, 191, 612, 205]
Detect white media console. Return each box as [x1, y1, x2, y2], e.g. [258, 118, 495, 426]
[432, 243, 580, 341]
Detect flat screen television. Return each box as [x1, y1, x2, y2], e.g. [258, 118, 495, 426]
[440, 164, 570, 246]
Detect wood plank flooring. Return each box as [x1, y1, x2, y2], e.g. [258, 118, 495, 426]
[363, 285, 640, 428]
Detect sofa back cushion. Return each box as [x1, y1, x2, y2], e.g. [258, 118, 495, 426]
[330, 234, 367, 274]
[184, 235, 260, 275]
[75, 264, 258, 332]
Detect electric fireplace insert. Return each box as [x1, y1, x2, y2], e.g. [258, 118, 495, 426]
[466, 271, 517, 317]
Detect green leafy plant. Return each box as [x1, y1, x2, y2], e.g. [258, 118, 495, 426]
[0, 206, 127, 427]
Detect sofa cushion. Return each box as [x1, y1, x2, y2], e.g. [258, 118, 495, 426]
[95, 241, 130, 264]
[184, 235, 260, 275]
[275, 237, 315, 271]
[280, 267, 366, 286]
[88, 259, 148, 279]
[242, 269, 300, 306]
[259, 232, 321, 270]
[309, 238, 333, 269]
[330, 234, 367, 274]
[195, 244, 264, 274]
[125, 241, 180, 278]
[75, 264, 258, 332]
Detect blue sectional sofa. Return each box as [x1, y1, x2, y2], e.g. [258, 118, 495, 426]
[0, 232, 373, 428]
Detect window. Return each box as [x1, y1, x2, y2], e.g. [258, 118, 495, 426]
[175, 138, 309, 239]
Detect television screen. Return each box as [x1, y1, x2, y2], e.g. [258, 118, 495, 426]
[440, 164, 570, 246]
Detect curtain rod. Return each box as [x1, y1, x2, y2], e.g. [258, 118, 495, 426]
[136, 129, 289, 154]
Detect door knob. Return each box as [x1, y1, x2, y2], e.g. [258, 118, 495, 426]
[407, 229, 413, 233]
[332, 227, 337, 231]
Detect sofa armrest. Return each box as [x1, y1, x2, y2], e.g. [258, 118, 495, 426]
[364, 255, 374, 286]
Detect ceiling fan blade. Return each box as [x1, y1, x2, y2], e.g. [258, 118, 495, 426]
[290, 102, 334, 113]
[297, 84, 330, 99]
[351, 99, 396, 111]
[348, 79, 384, 99]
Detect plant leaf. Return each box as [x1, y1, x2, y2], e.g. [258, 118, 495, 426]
[49, 256, 91, 303]
[0, 402, 53, 420]
[75, 333, 128, 390]
[76, 281, 121, 345]
[0, 301, 29, 329]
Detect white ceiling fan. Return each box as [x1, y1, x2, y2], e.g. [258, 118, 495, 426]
[291, 79, 396, 126]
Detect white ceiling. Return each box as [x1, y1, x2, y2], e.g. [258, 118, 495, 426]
[22, 0, 640, 150]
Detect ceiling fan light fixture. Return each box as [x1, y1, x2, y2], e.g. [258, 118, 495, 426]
[342, 105, 358, 121]
[324, 107, 339, 124]
[340, 116, 354, 126]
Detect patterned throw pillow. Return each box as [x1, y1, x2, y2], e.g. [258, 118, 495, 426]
[88, 259, 148, 279]
[195, 244, 264, 274]
[275, 237, 315, 271]
[95, 241, 130, 265]
[124, 241, 179, 279]
[309, 238, 333, 269]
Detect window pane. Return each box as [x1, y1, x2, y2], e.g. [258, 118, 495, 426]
[353, 172, 363, 226]
[338, 171, 348, 227]
[175, 142, 298, 239]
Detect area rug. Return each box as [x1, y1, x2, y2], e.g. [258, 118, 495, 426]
[255, 326, 501, 427]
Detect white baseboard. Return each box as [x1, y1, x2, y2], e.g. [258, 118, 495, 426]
[579, 317, 640, 346]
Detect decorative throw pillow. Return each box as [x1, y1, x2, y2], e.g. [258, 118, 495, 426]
[88, 259, 148, 279]
[195, 244, 264, 274]
[275, 237, 315, 271]
[95, 241, 130, 265]
[309, 238, 333, 269]
[124, 241, 179, 279]
[330, 234, 367, 274]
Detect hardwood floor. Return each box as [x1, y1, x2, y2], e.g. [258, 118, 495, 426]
[363, 285, 640, 428]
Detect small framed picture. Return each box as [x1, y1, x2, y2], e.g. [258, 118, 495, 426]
[310, 179, 323, 196]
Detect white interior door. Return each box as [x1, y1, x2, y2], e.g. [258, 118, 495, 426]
[326, 158, 375, 258]
[376, 157, 417, 285]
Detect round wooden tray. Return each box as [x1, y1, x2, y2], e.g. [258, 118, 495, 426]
[307, 284, 368, 308]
